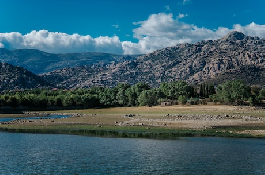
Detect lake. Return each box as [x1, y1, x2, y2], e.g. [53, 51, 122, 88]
[0, 114, 71, 122]
[0, 132, 264, 174]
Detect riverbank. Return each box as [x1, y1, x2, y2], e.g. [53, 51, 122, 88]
[0, 105, 265, 139]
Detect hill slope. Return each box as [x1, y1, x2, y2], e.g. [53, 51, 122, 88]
[0, 62, 50, 91]
[42, 31, 265, 88]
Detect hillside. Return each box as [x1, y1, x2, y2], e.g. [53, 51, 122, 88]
[42, 31, 265, 88]
[0, 49, 139, 74]
[0, 63, 50, 91]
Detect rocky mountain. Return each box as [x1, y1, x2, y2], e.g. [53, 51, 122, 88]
[42, 31, 265, 88]
[0, 62, 50, 91]
[0, 48, 139, 74]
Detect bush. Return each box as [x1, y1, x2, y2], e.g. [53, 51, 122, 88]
[178, 95, 187, 105]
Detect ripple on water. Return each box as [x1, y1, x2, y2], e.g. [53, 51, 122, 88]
[0, 133, 265, 174]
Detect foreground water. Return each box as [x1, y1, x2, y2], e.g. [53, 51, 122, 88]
[0, 132, 265, 174]
[0, 114, 71, 122]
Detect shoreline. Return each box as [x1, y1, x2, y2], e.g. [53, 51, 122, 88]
[0, 125, 258, 139]
[0, 105, 265, 139]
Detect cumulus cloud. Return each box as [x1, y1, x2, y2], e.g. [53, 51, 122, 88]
[233, 22, 265, 38]
[1, 13, 265, 55]
[0, 30, 123, 54]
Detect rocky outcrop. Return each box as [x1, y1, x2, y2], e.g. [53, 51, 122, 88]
[42, 31, 265, 87]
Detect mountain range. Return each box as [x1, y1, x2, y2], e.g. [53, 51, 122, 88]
[0, 48, 138, 74]
[42, 31, 265, 88]
[0, 31, 264, 91]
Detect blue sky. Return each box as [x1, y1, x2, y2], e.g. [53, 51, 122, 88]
[0, 0, 265, 54]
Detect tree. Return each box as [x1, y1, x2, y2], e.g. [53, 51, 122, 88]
[55, 97, 63, 107]
[198, 83, 215, 98]
[178, 95, 187, 105]
[82, 94, 99, 108]
[63, 94, 76, 107]
[138, 89, 158, 106]
[72, 94, 82, 106]
[186, 85, 195, 98]
[99, 88, 116, 107]
[125, 88, 137, 106]
[159, 81, 189, 100]
[208, 84, 215, 96]
[116, 83, 130, 106]
[216, 80, 251, 105]
[259, 88, 265, 100]
[159, 82, 169, 99]
[129, 82, 150, 106]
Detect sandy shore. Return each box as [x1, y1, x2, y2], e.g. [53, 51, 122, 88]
[1, 105, 265, 137]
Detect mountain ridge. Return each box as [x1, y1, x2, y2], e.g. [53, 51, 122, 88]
[0, 48, 139, 74]
[42, 31, 265, 88]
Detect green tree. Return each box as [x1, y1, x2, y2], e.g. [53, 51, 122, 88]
[99, 88, 116, 107]
[259, 88, 265, 101]
[82, 94, 99, 108]
[138, 89, 158, 106]
[63, 95, 76, 107]
[216, 80, 251, 105]
[125, 88, 137, 106]
[163, 81, 189, 100]
[178, 95, 187, 105]
[55, 97, 63, 107]
[129, 82, 150, 106]
[116, 83, 130, 106]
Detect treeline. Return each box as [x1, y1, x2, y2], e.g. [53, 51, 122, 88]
[0, 80, 264, 109]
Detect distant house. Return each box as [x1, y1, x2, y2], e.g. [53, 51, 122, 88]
[161, 100, 173, 106]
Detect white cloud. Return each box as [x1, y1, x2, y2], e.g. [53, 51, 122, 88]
[1, 13, 265, 55]
[0, 30, 124, 54]
[177, 13, 188, 19]
[233, 22, 265, 38]
[133, 13, 183, 40]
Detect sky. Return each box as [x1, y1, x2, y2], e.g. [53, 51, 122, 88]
[0, 0, 265, 55]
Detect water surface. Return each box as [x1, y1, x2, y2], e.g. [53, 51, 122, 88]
[0, 132, 264, 174]
[0, 114, 70, 122]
